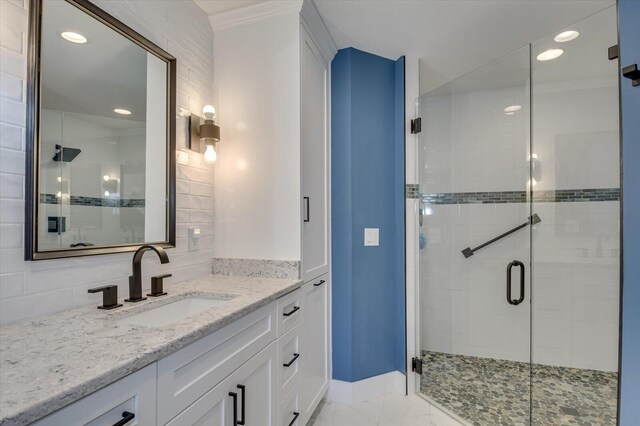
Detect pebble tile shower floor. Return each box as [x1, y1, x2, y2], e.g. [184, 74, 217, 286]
[420, 351, 618, 426]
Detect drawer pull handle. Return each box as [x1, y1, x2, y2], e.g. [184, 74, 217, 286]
[237, 384, 246, 425]
[313, 280, 325, 287]
[283, 353, 300, 367]
[288, 412, 300, 426]
[303, 197, 310, 222]
[229, 392, 238, 426]
[112, 411, 135, 426]
[283, 306, 300, 317]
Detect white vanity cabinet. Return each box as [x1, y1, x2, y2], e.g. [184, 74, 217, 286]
[28, 283, 329, 426]
[301, 21, 330, 284]
[300, 275, 330, 423]
[33, 363, 157, 426]
[300, 8, 332, 423]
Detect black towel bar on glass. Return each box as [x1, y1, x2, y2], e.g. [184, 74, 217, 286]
[461, 214, 541, 258]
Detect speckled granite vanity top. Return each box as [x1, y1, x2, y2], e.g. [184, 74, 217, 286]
[0, 274, 301, 425]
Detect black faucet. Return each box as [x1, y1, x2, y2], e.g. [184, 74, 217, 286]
[126, 245, 170, 302]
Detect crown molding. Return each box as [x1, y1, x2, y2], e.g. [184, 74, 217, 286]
[301, 0, 338, 62]
[209, 0, 303, 31]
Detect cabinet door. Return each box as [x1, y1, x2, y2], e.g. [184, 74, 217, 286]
[301, 24, 330, 282]
[168, 341, 277, 426]
[164, 379, 228, 426]
[300, 275, 330, 421]
[231, 340, 278, 426]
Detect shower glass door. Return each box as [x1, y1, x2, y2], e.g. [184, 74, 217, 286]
[416, 6, 620, 426]
[530, 7, 619, 425]
[417, 45, 532, 425]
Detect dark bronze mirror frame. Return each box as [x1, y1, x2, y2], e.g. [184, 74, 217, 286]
[25, 0, 176, 260]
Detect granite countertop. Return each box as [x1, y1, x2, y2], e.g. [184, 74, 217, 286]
[0, 274, 302, 426]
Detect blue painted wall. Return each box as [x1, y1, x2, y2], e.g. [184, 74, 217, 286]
[331, 48, 406, 382]
[619, 0, 640, 423]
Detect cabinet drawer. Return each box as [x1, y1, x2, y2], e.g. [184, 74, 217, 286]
[34, 363, 156, 426]
[157, 302, 276, 424]
[277, 288, 303, 337]
[277, 323, 302, 399]
[277, 382, 301, 426]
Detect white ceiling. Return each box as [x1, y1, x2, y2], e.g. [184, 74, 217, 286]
[194, 0, 267, 16]
[313, 0, 615, 93]
[194, 0, 615, 94]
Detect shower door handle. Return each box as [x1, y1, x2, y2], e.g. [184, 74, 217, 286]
[506, 260, 525, 306]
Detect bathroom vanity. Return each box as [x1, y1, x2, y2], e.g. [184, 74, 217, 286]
[0, 273, 329, 426]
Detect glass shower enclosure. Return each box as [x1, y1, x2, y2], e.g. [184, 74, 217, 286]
[416, 7, 620, 425]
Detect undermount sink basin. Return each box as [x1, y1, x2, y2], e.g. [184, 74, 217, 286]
[117, 297, 230, 328]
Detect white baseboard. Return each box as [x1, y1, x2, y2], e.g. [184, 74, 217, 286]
[326, 371, 406, 405]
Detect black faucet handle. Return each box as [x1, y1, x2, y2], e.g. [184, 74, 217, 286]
[88, 285, 123, 310]
[148, 273, 171, 297]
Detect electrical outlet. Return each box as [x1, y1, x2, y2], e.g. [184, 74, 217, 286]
[189, 227, 201, 251]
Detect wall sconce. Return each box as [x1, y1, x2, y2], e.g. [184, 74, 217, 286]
[189, 105, 220, 163]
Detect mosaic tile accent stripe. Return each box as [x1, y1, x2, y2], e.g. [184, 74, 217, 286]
[40, 194, 145, 208]
[406, 183, 420, 199]
[422, 188, 619, 205]
[420, 350, 618, 426]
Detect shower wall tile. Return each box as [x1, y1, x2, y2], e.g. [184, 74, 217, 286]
[0, 0, 216, 325]
[419, 201, 619, 371]
[418, 56, 619, 372]
[420, 80, 619, 195]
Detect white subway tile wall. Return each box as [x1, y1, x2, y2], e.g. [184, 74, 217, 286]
[0, 0, 215, 325]
[418, 43, 619, 371]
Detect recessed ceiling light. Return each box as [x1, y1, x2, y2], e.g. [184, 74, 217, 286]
[554, 31, 579, 43]
[504, 105, 522, 114]
[113, 108, 131, 115]
[60, 31, 87, 44]
[537, 49, 564, 61]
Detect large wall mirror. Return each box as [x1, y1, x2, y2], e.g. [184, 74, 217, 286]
[25, 0, 176, 260]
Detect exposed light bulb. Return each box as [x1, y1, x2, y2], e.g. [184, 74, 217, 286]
[202, 105, 216, 120]
[104, 190, 110, 197]
[57, 176, 62, 182]
[204, 144, 217, 162]
[56, 191, 62, 198]
[103, 175, 110, 181]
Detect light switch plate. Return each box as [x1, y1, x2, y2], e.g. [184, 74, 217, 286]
[364, 228, 379, 246]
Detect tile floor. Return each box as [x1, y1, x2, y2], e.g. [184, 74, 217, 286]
[308, 393, 464, 426]
[420, 351, 618, 426]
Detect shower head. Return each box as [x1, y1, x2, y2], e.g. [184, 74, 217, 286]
[53, 144, 81, 162]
